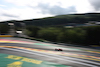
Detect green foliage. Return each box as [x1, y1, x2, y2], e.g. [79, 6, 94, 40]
[85, 26, 100, 45]
[38, 27, 61, 42]
[0, 23, 10, 34]
[57, 28, 86, 44]
[25, 26, 40, 37]
[25, 29, 32, 36]
[30, 26, 86, 45]
[25, 26, 100, 46]
[5, 13, 100, 26]
[1, 13, 100, 46]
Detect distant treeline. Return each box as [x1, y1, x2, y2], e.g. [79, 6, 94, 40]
[2, 13, 100, 26]
[23, 13, 100, 26]
[4, 13, 100, 26]
[25, 25, 100, 46]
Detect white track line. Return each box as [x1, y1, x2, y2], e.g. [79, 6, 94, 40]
[0, 47, 98, 67]
[16, 48, 100, 66]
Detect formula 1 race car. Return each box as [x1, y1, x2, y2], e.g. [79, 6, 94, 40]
[55, 48, 63, 51]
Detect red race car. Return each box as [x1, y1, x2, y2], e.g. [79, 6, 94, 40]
[55, 48, 63, 51]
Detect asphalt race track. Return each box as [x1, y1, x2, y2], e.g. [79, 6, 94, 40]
[0, 37, 100, 67]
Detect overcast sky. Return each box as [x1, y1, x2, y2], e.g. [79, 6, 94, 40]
[0, 0, 100, 21]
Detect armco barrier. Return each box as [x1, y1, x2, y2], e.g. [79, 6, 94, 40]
[91, 45, 100, 49]
[0, 35, 13, 37]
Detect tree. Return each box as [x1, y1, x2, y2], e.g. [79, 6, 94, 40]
[38, 27, 61, 42]
[25, 26, 40, 37]
[86, 26, 100, 45]
[57, 27, 86, 45]
[0, 23, 10, 34]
